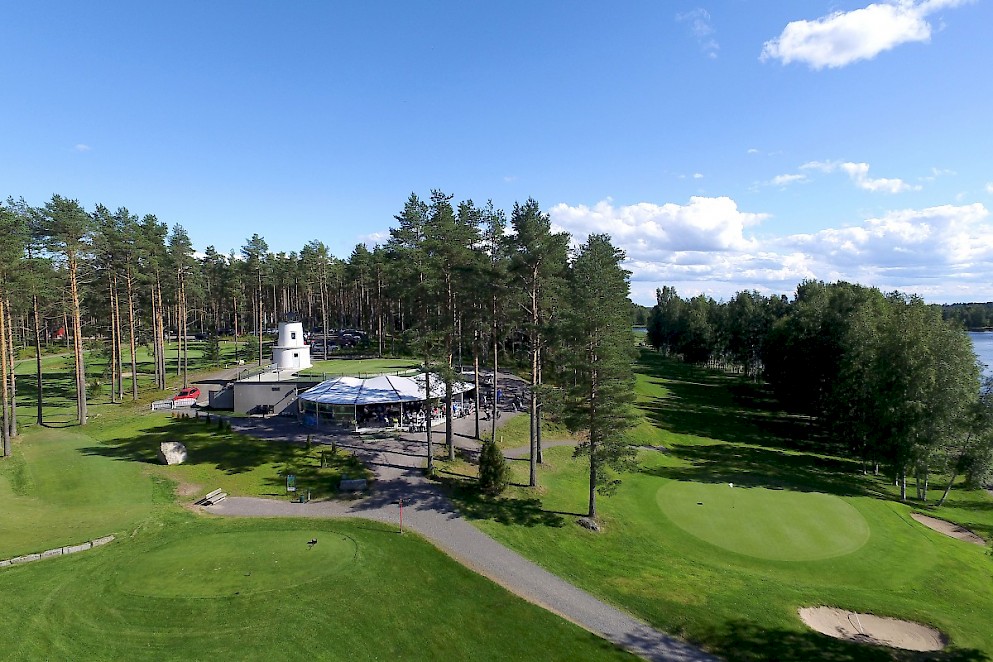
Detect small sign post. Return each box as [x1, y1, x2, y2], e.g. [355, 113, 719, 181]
[286, 474, 297, 493]
[398, 498, 404, 535]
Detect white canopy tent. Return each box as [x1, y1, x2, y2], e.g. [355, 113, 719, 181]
[297, 373, 474, 430]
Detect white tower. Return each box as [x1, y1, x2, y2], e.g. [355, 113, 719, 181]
[272, 321, 312, 371]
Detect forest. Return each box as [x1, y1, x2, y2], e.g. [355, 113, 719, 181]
[646, 282, 993, 503]
[0, 191, 635, 517]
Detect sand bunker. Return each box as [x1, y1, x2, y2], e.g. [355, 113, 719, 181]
[911, 513, 986, 546]
[799, 607, 946, 652]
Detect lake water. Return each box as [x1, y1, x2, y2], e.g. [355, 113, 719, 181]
[970, 332, 993, 377]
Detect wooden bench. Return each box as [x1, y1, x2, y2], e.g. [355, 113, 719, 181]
[195, 488, 228, 506]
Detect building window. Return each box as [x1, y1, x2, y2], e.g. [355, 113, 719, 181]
[293, 352, 299, 358]
[291, 332, 296, 340]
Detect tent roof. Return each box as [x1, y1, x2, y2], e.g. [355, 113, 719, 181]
[299, 373, 472, 406]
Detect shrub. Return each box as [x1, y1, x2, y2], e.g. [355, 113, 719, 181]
[478, 438, 510, 495]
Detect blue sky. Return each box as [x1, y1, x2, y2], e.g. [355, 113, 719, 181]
[3, 0, 991, 304]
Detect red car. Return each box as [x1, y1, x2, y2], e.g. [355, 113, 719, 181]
[172, 386, 201, 403]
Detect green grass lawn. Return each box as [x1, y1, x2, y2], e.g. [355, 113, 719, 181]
[0, 428, 167, 557]
[298, 358, 419, 378]
[0, 403, 634, 660]
[486, 412, 580, 450]
[450, 350, 993, 661]
[0, 515, 633, 661]
[86, 414, 371, 502]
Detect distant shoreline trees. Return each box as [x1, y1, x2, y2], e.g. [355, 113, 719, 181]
[646, 280, 993, 502]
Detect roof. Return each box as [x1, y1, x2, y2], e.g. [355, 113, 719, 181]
[298, 373, 472, 406]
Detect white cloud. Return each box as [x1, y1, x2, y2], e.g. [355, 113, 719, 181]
[985, 182, 993, 194]
[841, 162, 920, 192]
[801, 160, 919, 193]
[769, 173, 808, 187]
[761, 0, 971, 69]
[73, 144, 91, 152]
[548, 196, 993, 304]
[503, 175, 518, 183]
[693, 173, 704, 179]
[677, 8, 720, 59]
[358, 230, 389, 249]
[747, 148, 761, 155]
[548, 197, 765, 257]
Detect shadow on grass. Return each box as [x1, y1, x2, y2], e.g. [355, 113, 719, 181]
[702, 619, 989, 662]
[635, 352, 834, 455]
[78, 417, 370, 498]
[441, 478, 568, 528]
[643, 442, 872, 497]
[634, 352, 875, 497]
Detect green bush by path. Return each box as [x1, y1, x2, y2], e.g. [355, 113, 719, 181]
[452, 353, 993, 661]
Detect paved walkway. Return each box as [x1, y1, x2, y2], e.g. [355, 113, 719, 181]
[207, 397, 716, 661]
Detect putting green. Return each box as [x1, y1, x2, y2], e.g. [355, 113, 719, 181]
[656, 481, 870, 561]
[116, 530, 356, 597]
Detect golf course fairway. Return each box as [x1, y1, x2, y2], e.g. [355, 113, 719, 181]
[656, 480, 871, 561]
[116, 530, 357, 597]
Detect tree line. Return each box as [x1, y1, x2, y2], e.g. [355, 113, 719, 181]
[941, 302, 993, 330]
[0, 191, 636, 518]
[646, 280, 993, 503]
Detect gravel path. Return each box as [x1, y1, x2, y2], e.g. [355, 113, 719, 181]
[207, 405, 716, 661]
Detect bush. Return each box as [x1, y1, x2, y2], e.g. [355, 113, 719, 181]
[478, 438, 510, 495]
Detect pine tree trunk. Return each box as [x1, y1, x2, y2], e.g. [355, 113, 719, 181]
[529, 340, 538, 487]
[446, 378, 454, 461]
[125, 272, 138, 400]
[491, 336, 498, 446]
[588, 365, 599, 519]
[377, 271, 384, 358]
[68, 253, 87, 425]
[473, 350, 480, 439]
[0, 297, 10, 456]
[536, 352, 543, 464]
[233, 295, 240, 363]
[424, 365, 434, 474]
[156, 280, 166, 390]
[108, 274, 118, 402]
[112, 272, 123, 399]
[6, 301, 16, 437]
[32, 293, 43, 424]
[150, 284, 159, 388]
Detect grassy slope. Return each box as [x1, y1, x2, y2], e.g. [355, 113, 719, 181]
[0, 428, 166, 557]
[453, 351, 993, 661]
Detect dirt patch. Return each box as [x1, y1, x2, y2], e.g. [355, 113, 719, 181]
[798, 607, 946, 652]
[911, 513, 986, 546]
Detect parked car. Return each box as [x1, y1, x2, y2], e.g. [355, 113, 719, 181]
[172, 386, 201, 405]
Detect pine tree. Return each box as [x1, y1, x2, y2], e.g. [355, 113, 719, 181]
[40, 195, 93, 425]
[562, 234, 638, 520]
[509, 198, 569, 486]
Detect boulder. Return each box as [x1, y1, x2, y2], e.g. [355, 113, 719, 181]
[158, 441, 188, 465]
